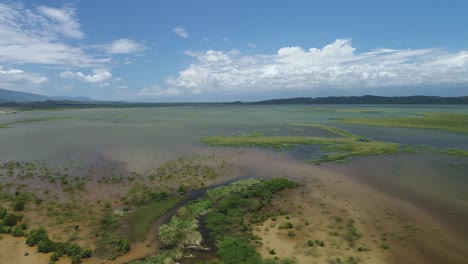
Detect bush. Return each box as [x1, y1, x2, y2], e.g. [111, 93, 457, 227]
[71, 254, 83, 264]
[3, 214, 18, 226]
[50, 252, 60, 263]
[117, 239, 131, 253]
[278, 222, 293, 229]
[64, 243, 82, 256]
[217, 236, 263, 264]
[38, 239, 55, 253]
[0, 206, 7, 219]
[11, 226, 25, 237]
[26, 228, 48, 246]
[13, 199, 25, 212]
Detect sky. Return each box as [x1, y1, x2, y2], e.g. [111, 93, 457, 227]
[0, 0, 467, 102]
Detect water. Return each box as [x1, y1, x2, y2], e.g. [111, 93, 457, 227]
[1, 104, 468, 263]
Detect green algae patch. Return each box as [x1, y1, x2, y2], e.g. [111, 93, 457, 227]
[338, 113, 468, 134]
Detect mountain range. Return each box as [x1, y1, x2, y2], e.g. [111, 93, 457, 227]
[1, 88, 468, 105]
[0, 89, 92, 103]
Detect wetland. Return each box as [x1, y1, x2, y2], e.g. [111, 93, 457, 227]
[0, 105, 467, 264]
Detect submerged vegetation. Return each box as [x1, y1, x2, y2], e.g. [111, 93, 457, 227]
[0, 116, 78, 128]
[200, 124, 412, 162]
[201, 117, 468, 161]
[338, 112, 468, 134]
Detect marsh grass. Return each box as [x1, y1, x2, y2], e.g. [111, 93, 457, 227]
[124, 195, 181, 242]
[442, 148, 468, 157]
[338, 112, 468, 134]
[200, 124, 412, 162]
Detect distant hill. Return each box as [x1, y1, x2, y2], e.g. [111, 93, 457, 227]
[49, 96, 93, 101]
[255, 95, 468, 104]
[2, 90, 468, 108]
[0, 88, 92, 103]
[0, 88, 48, 103]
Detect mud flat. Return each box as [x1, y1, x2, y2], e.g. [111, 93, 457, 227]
[232, 150, 468, 264]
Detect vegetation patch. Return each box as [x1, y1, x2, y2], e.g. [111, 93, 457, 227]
[337, 112, 468, 134]
[132, 178, 298, 264]
[123, 193, 182, 242]
[200, 125, 412, 162]
[26, 227, 92, 264]
[441, 148, 468, 157]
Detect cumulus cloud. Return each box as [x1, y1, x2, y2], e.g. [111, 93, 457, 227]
[173, 26, 188, 38]
[60, 69, 112, 83]
[0, 65, 48, 90]
[93, 38, 146, 54]
[152, 39, 468, 96]
[0, 2, 108, 67]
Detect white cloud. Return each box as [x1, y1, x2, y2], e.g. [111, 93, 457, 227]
[138, 85, 182, 97]
[151, 39, 468, 96]
[36, 6, 84, 39]
[248, 43, 256, 48]
[173, 27, 188, 38]
[0, 65, 48, 91]
[93, 38, 146, 54]
[60, 69, 112, 83]
[0, 2, 109, 68]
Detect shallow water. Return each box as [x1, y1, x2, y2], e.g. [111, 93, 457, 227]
[1, 105, 468, 263]
[2, 105, 468, 164]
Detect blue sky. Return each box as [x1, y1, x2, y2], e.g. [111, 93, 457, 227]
[0, 0, 467, 101]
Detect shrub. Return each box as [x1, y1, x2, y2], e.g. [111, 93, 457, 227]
[217, 236, 263, 264]
[11, 226, 25, 237]
[0, 206, 7, 219]
[3, 214, 18, 227]
[13, 199, 25, 212]
[50, 252, 59, 263]
[38, 239, 55, 253]
[26, 228, 48, 246]
[278, 222, 293, 229]
[117, 239, 131, 253]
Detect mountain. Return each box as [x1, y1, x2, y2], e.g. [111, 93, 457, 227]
[0, 89, 93, 103]
[254, 95, 468, 104]
[49, 96, 93, 101]
[0, 88, 48, 103]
